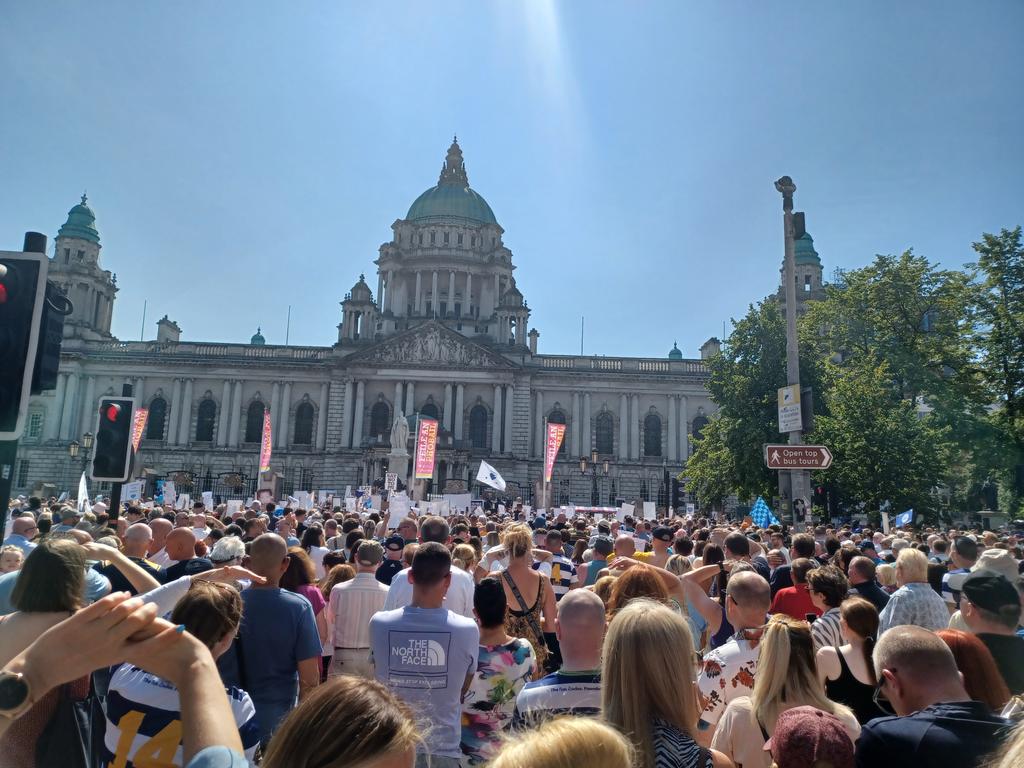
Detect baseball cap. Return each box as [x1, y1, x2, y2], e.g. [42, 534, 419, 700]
[356, 540, 384, 566]
[857, 540, 877, 552]
[971, 549, 1020, 583]
[763, 706, 853, 768]
[384, 534, 405, 552]
[962, 570, 1019, 613]
[593, 535, 614, 556]
[653, 526, 673, 542]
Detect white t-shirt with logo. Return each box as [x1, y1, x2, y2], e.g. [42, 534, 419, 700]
[369, 605, 479, 759]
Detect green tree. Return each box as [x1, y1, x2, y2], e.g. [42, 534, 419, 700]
[810, 360, 950, 521]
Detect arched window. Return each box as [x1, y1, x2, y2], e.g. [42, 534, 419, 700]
[644, 413, 662, 457]
[195, 399, 217, 442]
[691, 415, 709, 442]
[469, 405, 489, 449]
[420, 402, 439, 420]
[146, 397, 167, 440]
[244, 401, 265, 443]
[595, 411, 614, 455]
[370, 401, 391, 441]
[294, 402, 314, 445]
[548, 409, 568, 456]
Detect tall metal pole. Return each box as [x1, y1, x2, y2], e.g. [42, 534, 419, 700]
[775, 176, 810, 530]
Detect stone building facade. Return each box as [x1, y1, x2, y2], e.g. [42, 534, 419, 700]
[14, 140, 821, 506]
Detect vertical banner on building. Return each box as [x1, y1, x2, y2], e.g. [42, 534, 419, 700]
[259, 408, 273, 472]
[130, 407, 149, 452]
[544, 423, 566, 483]
[414, 417, 439, 479]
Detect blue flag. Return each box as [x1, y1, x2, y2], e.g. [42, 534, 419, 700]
[894, 509, 914, 527]
[750, 496, 779, 527]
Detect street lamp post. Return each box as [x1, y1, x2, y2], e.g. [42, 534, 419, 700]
[67, 431, 94, 497]
[774, 176, 811, 530]
[579, 449, 610, 505]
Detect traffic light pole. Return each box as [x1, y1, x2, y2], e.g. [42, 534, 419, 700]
[106, 382, 134, 522]
[0, 439, 18, 541]
[776, 177, 811, 531]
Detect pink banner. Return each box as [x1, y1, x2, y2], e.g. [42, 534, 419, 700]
[130, 407, 149, 452]
[414, 417, 439, 479]
[259, 409, 273, 472]
[544, 423, 566, 483]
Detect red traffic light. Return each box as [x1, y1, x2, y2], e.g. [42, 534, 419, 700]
[104, 403, 122, 422]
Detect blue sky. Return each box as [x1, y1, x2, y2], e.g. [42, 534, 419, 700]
[2, 2, 1021, 358]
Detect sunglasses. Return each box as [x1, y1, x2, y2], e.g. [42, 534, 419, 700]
[872, 669, 897, 715]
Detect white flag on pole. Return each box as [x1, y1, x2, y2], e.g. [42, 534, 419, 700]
[78, 472, 90, 515]
[476, 461, 506, 491]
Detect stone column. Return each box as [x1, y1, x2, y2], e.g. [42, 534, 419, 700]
[315, 382, 329, 451]
[448, 271, 455, 315]
[218, 380, 232, 446]
[582, 393, 591, 457]
[491, 384, 503, 453]
[351, 381, 365, 447]
[668, 396, 678, 462]
[393, 381, 403, 418]
[78, 375, 96, 438]
[60, 373, 80, 441]
[465, 273, 473, 315]
[134, 377, 146, 404]
[503, 383, 514, 453]
[570, 392, 580, 457]
[415, 272, 422, 314]
[177, 378, 193, 445]
[46, 373, 67, 440]
[630, 394, 640, 460]
[270, 382, 281, 443]
[377, 272, 384, 309]
[280, 381, 292, 447]
[405, 381, 415, 415]
[535, 391, 545, 458]
[493, 273, 500, 306]
[167, 378, 182, 445]
[454, 384, 465, 440]
[341, 379, 354, 448]
[386, 270, 395, 312]
[618, 393, 628, 461]
[679, 396, 689, 460]
[228, 381, 242, 448]
[443, 383, 453, 431]
[431, 271, 439, 316]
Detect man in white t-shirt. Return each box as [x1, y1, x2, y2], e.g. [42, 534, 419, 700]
[383, 516, 474, 618]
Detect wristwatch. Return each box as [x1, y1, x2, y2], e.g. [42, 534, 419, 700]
[0, 671, 32, 719]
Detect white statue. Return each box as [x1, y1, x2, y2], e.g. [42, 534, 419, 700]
[390, 411, 410, 451]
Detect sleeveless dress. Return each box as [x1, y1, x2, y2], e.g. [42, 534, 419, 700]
[502, 571, 550, 675]
[825, 646, 885, 724]
[651, 717, 714, 768]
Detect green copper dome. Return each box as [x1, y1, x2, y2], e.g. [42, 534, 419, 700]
[795, 232, 820, 266]
[57, 193, 100, 244]
[406, 138, 498, 226]
[250, 327, 266, 345]
[668, 342, 683, 360]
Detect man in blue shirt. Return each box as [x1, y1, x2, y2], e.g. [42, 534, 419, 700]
[217, 533, 321, 746]
[2, 517, 38, 556]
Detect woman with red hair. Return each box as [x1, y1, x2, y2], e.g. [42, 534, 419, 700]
[936, 629, 1011, 712]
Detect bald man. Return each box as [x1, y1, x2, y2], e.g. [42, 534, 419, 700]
[217, 533, 321, 746]
[160, 527, 213, 581]
[147, 518, 174, 566]
[93, 523, 163, 594]
[3, 516, 39, 556]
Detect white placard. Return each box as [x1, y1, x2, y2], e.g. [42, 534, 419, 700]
[385, 473, 398, 491]
[345, 497, 357, 512]
[686, 503, 695, 515]
[226, 499, 243, 516]
[176, 493, 190, 510]
[643, 501, 656, 520]
[294, 491, 311, 510]
[634, 537, 648, 552]
[202, 491, 214, 508]
[159, 480, 175, 506]
[443, 493, 472, 513]
[370, 494, 382, 511]
[123, 481, 143, 502]
[388, 494, 411, 528]
[617, 503, 635, 522]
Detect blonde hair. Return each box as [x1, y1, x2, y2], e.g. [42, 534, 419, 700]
[876, 563, 897, 587]
[666, 554, 692, 576]
[592, 575, 616, 607]
[603, 599, 700, 768]
[489, 716, 633, 768]
[752, 614, 854, 730]
[985, 719, 1024, 768]
[452, 543, 477, 571]
[896, 547, 928, 583]
[502, 523, 533, 560]
[262, 676, 419, 768]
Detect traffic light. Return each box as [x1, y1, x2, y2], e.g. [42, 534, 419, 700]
[91, 397, 135, 482]
[671, 477, 683, 509]
[31, 281, 69, 395]
[0, 242, 48, 440]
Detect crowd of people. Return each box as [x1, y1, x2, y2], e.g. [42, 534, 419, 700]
[1, 492, 1023, 768]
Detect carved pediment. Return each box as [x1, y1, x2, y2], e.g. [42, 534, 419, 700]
[346, 322, 515, 370]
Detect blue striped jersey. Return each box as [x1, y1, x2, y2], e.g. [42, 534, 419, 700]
[532, 554, 578, 600]
[101, 663, 260, 767]
[510, 669, 602, 728]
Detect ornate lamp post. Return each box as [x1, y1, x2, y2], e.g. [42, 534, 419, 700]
[67, 431, 94, 490]
[580, 449, 610, 505]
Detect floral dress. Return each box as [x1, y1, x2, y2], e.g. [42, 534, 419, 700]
[460, 638, 536, 764]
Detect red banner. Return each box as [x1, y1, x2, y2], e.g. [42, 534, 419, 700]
[131, 407, 149, 452]
[414, 417, 439, 479]
[544, 422, 566, 483]
[259, 409, 273, 472]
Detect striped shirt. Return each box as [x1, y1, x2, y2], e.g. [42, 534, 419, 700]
[811, 606, 844, 651]
[102, 664, 259, 767]
[653, 718, 713, 768]
[511, 669, 601, 728]
[532, 554, 578, 600]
